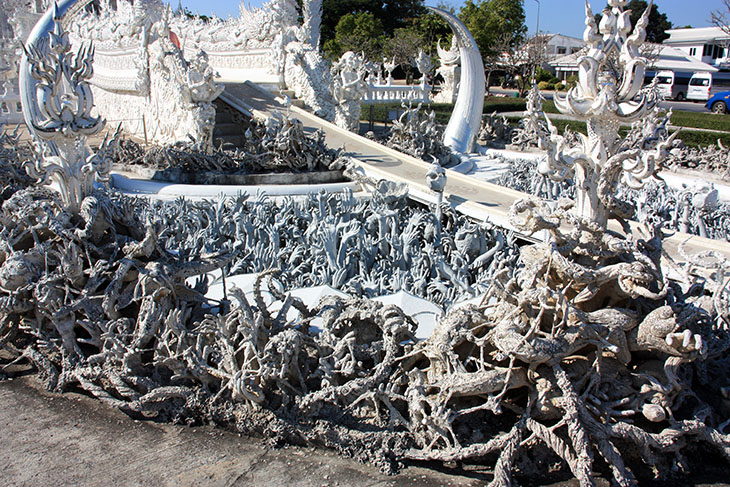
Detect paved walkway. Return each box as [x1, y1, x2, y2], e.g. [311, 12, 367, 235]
[222, 82, 547, 235]
[222, 82, 730, 262]
[0, 376, 481, 487]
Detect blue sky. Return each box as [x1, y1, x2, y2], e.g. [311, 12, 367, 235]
[167, 1, 718, 38]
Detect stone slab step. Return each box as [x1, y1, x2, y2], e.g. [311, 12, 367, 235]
[213, 122, 242, 137]
[215, 111, 235, 124]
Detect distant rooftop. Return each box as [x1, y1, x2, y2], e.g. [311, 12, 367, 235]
[664, 27, 730, 44]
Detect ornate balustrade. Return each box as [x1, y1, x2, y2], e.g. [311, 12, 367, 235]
[181, 47, 279, 85]
[363, 83, 431, 105]
[0, 80, 23, 125]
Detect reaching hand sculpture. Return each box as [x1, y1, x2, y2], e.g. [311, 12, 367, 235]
[21, 3, 110, 215]
[544, 0, 673, 229]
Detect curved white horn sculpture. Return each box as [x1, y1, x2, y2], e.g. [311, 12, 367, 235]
[426, 7, 485, 154]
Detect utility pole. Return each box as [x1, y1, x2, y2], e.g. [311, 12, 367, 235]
[532, 0, 540, 82]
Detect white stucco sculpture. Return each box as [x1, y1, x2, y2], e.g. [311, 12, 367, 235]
[166, 0, 335, 122]
[432, 36, 460, 104]
[383, 57, 396, 86]
[299, 0, 323, 50]
[20, 1, 112, 214]
[413, 49, 433, 87]
[284, 40, 336, 120]
[42, 0, 225, 147]
[332, 51, 368, 131]
[426, 7, 485, 154]
[544, 0, 674, 228]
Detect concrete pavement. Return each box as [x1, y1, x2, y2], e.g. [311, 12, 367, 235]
[0, 375, 482, 487]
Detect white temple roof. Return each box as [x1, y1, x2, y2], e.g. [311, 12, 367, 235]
[651, 45, 718, 73]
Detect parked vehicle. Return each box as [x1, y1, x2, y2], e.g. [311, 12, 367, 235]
[705, 91, 730, 114]
[687, 71, 730, 101]
[652, 70, 691, 100]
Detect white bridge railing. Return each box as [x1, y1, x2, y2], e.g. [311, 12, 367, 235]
[0, 81, 23, 125]
[183, 47, 280, 85]
[363, 83, 431, 105]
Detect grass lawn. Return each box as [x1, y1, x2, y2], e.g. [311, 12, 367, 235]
[363, 96, 527, 126]
[666, 110, 730, 132]
[539, 97, 730, 133]
[362, 96, 730, 149]
[505, 116, 730, 149]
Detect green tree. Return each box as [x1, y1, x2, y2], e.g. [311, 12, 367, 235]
[630, 0, 672, 43]
[595, 1, 672, 43]
[409, 2, 453, 56]
[383, 27, 423, 83]
[322, 12, 386, 60]
[459, 0, 526, 60]
[319, 0, 424, 50]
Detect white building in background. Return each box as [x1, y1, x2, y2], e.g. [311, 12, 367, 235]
[549, 44, 717, 82]
[541, 33, 584, 59]
[663, 27, 730, 69]
[499, 33, 584, 79]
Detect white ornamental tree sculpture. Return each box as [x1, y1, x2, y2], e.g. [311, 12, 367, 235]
[22, 4, 111, 215]
[300, 0, 322, 50]
[542, 0, 676, 229]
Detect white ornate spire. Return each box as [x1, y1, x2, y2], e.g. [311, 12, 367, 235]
[539, 0, 671, 228]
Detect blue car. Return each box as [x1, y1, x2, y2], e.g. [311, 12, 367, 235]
[706, 91, 730, 114]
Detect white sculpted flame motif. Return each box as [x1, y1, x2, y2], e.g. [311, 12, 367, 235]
[543, 0, 675, 228]
[24, 14, 103, 138]
[23, 5, 111, 215]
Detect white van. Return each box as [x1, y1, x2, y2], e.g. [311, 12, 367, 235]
[653, 70, 691, 100]
[687, 71, 730, 101]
